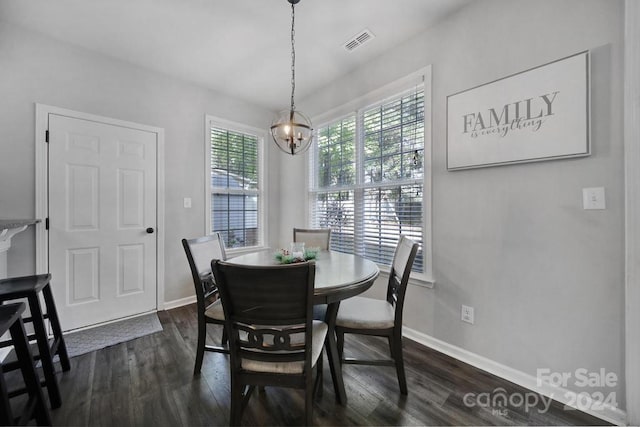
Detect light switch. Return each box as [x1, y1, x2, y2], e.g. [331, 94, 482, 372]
[183, 197, 192, 209]
[582, 187, 606, 210]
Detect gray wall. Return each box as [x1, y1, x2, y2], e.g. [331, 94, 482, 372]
[0, 22, 280, 302]
[0, 0, 626, 407]
[289, 0, 625, 402]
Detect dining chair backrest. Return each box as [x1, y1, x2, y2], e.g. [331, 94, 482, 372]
[387, 235, 419, 326]
[212, 260, 323, 425]
[293, 228, 331, 250]
[211, 260, 316, 367]
[182, 233, 229, 374]
[182, 233, 227, 301]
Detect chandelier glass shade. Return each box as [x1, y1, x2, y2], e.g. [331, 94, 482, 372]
[270, 0, 313, 155]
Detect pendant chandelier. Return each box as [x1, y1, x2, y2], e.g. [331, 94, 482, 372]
[270, 0, 313, 155]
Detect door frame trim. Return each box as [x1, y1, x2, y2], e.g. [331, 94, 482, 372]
[34, 104, 166, 312]
[625, 1, 640, 423]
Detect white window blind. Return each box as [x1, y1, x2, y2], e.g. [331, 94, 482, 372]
[310, 88, 425, 272]
[310, 116, 356, 254]
[210, 126, 260, 249]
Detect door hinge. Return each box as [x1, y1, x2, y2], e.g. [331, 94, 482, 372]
[45, 218, 49, 230]
[45, 130, 49, 143]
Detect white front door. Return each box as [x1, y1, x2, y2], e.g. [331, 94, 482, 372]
[48, 114, 158, 331]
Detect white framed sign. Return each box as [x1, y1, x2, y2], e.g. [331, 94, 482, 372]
[446, 51, 590, 170]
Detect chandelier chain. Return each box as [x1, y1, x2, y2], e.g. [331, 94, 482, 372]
[290, 1, 296, 111]
[270, 0, 312, 156]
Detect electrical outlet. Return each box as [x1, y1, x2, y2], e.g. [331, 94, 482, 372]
[461, 305, 474, 324]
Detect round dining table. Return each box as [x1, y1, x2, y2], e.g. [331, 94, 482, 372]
[226, 250, 380, 404]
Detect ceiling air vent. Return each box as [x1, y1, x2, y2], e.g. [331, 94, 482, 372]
[343, 29, 375, 52]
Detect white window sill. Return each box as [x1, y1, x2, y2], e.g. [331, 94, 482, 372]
[225, 245, 270, 258]
[377, 266, 435, 289]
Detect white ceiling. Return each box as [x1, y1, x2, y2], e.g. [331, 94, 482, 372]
[0, 0, 472, 111]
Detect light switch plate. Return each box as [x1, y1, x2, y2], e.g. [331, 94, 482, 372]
[582, 187, 606, 210]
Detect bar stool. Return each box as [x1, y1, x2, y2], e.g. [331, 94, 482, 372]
[0, 274, 70, 409]
[0, 302, 51, 425]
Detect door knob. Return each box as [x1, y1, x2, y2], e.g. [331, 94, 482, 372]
[146, 227, 154, 234]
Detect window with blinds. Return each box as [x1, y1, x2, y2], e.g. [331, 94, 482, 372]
[210, 126, 261, 249]
[310, 89, 425, 272]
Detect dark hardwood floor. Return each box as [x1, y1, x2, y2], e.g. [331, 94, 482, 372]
[43, 304, 607, 426]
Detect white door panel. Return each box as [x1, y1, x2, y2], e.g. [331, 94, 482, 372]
[49, 114, 157, 331]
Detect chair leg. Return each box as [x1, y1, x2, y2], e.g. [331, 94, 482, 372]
[313, 349, 323, 399]
[305, 376, 313, 426]
[0, 364, 14, 425]
[28, 293, 62, 409]
[194, 318, 206, 376]
[391, 330, 408, 395]
[42, 283, 71, 372]
[241, 385, 255, 411]
[336, 329, 344, 362]
[230, 377, 243, 426]
[221, 326, 228, 346]
[10, 315, 52, 426]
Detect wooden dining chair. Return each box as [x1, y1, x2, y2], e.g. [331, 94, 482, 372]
[293, 228, 331, 250]
[182, 233, 229, 375]
[211, 260, 326, 426]
[335, 235, 419, 394]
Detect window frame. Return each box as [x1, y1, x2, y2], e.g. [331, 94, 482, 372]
[205, 115, 268, 255]
[308, 67, 434, 286]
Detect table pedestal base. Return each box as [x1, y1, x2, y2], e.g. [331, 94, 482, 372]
[325, 301, 347, 404]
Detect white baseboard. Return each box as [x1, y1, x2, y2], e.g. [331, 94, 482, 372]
[402, 327, 627, 426]
[162, 295, 197, 310]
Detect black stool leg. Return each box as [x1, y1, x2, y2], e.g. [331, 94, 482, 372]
[10, 316, 52, 426]
[41, 284, 70, 372]
[0, 369, 15, 425]
[27, 294, 61, 409]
